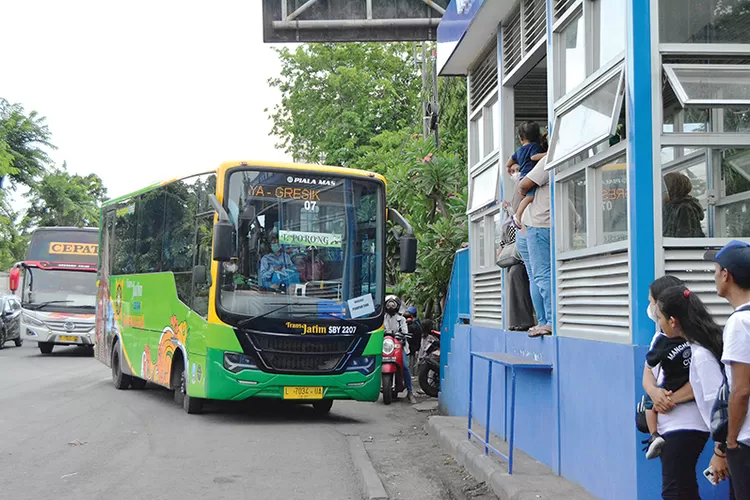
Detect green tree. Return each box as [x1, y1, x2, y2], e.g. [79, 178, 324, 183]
[25, 163, 107, 228]
[0, 98, 54, 188]
[0, 195, 29, 269]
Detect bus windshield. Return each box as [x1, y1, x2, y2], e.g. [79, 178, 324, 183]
[22, 268, 97, 311]
[218, 169, 384, 322]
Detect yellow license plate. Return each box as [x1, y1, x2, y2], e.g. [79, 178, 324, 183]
[58, 335, 79, 342]
[283, 386, 323, 400]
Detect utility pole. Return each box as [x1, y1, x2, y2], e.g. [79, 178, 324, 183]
[421, 43, 429, 140]
[431, 46, 439, 149]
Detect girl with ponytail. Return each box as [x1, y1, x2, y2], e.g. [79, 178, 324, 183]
[657, 286, 731, 489]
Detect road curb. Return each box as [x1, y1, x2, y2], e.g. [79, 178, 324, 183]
[347, 435, 389, 500]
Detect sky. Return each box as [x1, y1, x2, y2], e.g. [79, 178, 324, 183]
[2, 0, 293, 208]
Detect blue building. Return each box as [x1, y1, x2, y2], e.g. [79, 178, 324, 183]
[436, 0, 750, 498]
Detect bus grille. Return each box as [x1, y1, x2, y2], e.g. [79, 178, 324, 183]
[45, 320, 94, 333]
[244, 331, 359, 374]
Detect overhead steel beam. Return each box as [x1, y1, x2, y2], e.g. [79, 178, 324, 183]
[421, 0, 446, 15]
[272, 18, 440, 30]
[286, 0, 320, 21]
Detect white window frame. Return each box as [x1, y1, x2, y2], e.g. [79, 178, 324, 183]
[555, 141, 629, 259]
[664, 64, 750, 107]
[470, 207, 501, 273]
[469, 92, 500, 172]
[547, 65, 625, 170]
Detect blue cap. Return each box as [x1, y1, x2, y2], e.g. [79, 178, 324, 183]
[407, 306, 417, 315]
[704, 240, 750, 284]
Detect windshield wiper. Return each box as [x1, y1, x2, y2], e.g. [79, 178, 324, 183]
[236, 303, 293, 328]
[25, 300, 73, 311]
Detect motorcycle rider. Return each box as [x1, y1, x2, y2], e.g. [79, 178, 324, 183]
[384, 295, 417, 404]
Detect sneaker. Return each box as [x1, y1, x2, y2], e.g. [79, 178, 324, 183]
[643, 433, 665, 459]
[407, 392, 417, 404]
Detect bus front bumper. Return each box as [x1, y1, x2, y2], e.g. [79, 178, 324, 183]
[21, 323, 95, 345]
[201, 348, 382, 402]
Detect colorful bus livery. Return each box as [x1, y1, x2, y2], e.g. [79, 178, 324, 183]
[96, 161, 416, 414]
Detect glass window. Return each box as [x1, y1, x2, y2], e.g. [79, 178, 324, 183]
[192, 213, 214, 318]
[659, 0, 750, 44]
[595, 0, 626, 69]
[493, 212, 504, 262]
[722, 108, 750, 132]
[661, 150, 709, 237]
[549, 71, 623, 166]
[485, 100, 498, 155]
[560, 170, 587, 251]
[561, 13, 586, 95]
[721, 148, 750, 197]
[478, 218, 487, 268]
[595, 155, 628, 245]
[113, 202, 137, 275]
[469, 164, 499, 213]
[218, 169, 385, 324]
[470, 117, 481, 167]
[664, 65, 750, 106]
[136, 190, 165, 273]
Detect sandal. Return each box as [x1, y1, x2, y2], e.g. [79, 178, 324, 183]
[528, 325, 552, 337]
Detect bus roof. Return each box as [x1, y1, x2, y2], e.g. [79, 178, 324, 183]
[30, 226, 98, 233]
[102, 160, 386, 208]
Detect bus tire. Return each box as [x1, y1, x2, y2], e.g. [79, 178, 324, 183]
[312, 400, 333, 414]
[0, 328, 6, 349]
[39, 342, 54, 354]
[111, 341, 132, 390]
[130, 377, 147, 390]
[172, 357, 203, 414]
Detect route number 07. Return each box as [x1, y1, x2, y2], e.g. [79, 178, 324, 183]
[303, 201, 318, 211]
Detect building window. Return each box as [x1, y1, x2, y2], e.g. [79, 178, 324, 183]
[664, 65, 750, 106]
[661, 147, 750, 238]
[559, 170, 587, 251]
[560, 12, 586, 95]
[548, 69, 625, 168]
[470, 96, 499, 168]
[594, 0, 626, 71]
[468, 163, 500, 214]
[659, 0, 750, 45]
[595, 155, 628, 245]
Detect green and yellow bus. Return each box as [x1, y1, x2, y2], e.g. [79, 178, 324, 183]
[94, 161, 416, 413]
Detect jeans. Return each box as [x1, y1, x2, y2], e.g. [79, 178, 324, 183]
[527, 226, 552, 327]
[660, 430, 709, 500]
[728, 442, 750, 499]
[402, 349, 413, 393]
[516, 232, 547, 326]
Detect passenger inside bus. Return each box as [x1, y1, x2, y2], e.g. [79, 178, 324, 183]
[259, 233, 300, 290]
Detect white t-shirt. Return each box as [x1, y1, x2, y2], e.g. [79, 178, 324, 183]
[520, 156, 550, 229]
[647, 332, 707, 435]
[689, 344, 724, 431]
[721, 302, 750, 446]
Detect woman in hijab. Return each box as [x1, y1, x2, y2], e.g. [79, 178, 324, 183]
[663, 172, 705, 238]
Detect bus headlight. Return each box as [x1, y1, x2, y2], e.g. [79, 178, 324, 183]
[223, 352, 257, 373]
[382, 338, 395, 355]
[22, 312, 45, 327]
[346, 356, 376, 375]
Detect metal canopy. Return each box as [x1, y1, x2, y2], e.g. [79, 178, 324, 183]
[263, 0, 448, 43]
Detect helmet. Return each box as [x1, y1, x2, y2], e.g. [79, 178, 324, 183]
[384, 295, 401, 315]
[406, 306, 417, 316]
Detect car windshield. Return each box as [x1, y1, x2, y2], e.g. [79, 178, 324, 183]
[218, 169, 384, 322]
[21, 268, 97, 311]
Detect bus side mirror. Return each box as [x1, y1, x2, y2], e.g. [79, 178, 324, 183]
[400, 235, 417, 273]
[213, 222, 234, 262]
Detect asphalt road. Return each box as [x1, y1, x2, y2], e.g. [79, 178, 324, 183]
[0, 342, 492, 500]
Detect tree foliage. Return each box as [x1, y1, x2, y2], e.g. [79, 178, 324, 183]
[268, 42, 468, 319]
[0, 98, 54, 188]
[24, 163, 107, 228]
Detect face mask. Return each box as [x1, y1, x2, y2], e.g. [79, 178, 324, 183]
[511, 172, 520, 182]
[271, 244, 281, 253]
[646, 303, 657, 323]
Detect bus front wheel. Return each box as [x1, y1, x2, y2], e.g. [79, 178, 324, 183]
[111, 342, 132, 390]
[173, 362, 202, 414]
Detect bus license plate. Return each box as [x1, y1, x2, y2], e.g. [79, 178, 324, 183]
[283, 386, 323, 400]
[58, 335, 79, 342]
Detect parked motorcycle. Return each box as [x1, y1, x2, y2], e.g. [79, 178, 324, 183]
[418, 329, 440, 398]
[381, 331, 408, 405]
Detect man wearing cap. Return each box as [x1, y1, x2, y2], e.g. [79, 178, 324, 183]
[706, 240, 750, 498]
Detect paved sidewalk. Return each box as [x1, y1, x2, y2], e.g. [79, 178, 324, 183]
[428, 416, 596, 500]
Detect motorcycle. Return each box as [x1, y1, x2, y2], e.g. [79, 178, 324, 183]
[381, 331, 408, 405]
[418, 329, 441, 398]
